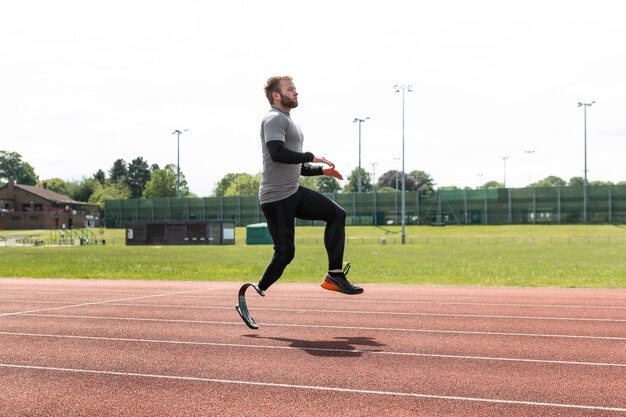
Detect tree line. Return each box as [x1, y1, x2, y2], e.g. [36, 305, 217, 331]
[2, 150, 624, 206]
[0, 150, 193, 207]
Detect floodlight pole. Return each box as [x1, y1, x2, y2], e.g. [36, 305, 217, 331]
[353, 117, 370, 193]
[578, 101, 595, 223]
[524, 150, 535, 185]
[394, 84, 413, 244]
[172, 129, 188, 198]
[370, 161, 377, 188]
[499, 155, 509, 188]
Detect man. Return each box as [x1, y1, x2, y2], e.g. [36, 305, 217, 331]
[256, 75, 363, 295]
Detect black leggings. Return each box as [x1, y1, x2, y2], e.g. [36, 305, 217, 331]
[258, 186, 346, 291]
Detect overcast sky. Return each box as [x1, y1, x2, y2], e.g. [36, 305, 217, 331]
[3, 0, 625, 196]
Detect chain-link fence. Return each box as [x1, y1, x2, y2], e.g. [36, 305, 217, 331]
[104, 184, 626, 228]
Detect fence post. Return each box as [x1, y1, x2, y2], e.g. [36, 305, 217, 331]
[557, 187, 562, 224]
[483, 189, 488, 225]
[507, 188, 512, 224]
[463, 189, 468, 225]
[373, 191, 378, 226]
[533, 188, 537, 224]
[608, 186, 613, 223]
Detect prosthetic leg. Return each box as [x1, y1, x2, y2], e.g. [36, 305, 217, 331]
[235, 283, 265, 329]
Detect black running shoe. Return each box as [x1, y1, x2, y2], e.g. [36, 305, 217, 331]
[320, 264, 364, 295]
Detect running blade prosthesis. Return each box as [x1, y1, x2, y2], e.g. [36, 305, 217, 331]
[235, 283, 265, 329]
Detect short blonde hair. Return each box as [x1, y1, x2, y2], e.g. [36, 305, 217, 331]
[264, 76, 292, 105]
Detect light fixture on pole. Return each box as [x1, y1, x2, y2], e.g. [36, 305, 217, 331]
[577, 101, 595, 223]
[577, 101, 595, 186]
[499, 155, 509, 188]
[172, 129, 188, 198]
[353, 117, 370, 193]
[524, 150, 535, 185]
[394, 84, 413, 245]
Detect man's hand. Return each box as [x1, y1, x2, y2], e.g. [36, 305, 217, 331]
[312, 156, 335, 167]
[313, 156, 343, 180]
[322, 166, 343, 180]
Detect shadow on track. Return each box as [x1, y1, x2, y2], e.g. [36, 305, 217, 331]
[243, 334, 385, 357]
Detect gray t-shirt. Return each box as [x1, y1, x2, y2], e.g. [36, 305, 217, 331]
[258, 107, 306, 204]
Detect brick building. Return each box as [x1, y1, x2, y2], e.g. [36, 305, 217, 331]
[0, 178, 100, 230]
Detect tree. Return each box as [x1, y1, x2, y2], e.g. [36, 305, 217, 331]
[318, 176, 342, 193]
[224, 173, 260, 196]
[109, 159, 128, 184]
[344, 167, 373, 192]
[213, 173, 241, 197]
[410, 170, 435, 194]
[38, 178, 67, 195]
[590, 180, 614, 186]
[568, 176, 584, 187]
[531, 176, 566, 188]
[93, 169, 106, 185]
[299, 176, 319, 191]
[126, 157, 151, 198]
[0, 151, 39, 185]
[376, 170, 420, 192]
[377, 170, 402, 190]
[142, 164, 191, 198]
[65, 177, 98, 202]
[482, 181, 504, 189]
[88, 182, 131, 208]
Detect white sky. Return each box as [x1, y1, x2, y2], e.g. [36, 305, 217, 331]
[2, 0, 625, 196]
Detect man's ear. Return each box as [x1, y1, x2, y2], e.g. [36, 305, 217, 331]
[271, 91, 281, 103]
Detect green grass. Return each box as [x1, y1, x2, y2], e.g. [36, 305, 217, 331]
[1, 225, 625, 288]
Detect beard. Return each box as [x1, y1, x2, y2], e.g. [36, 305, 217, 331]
[279, 93, 298, 109]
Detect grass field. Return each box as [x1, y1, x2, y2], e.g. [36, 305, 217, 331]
[1, 225, 625, 288]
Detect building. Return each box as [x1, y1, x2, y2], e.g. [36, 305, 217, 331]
[0, 177, 100, 230]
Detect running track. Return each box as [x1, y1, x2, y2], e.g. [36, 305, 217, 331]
[0, 278, 624, 416]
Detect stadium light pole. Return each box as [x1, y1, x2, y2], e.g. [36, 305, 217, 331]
[394, 84, 413, 244]
[578, 101, 595, 223]
[499, 155, 509, 188]
[524, 150, 535, 185]
[172, 129, 188, 198]
[353, 117, 370, 192]
[370, 161, 378, 189]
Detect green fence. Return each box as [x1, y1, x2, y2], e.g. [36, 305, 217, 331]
[104, 185, 626, 228]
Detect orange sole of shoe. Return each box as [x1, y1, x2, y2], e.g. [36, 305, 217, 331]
[320, 281, 341, 292]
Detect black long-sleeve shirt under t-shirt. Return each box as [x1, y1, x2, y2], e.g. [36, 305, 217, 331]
[265, 141, 323, 176]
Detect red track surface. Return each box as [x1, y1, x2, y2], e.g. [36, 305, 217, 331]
[1, 278, 625, 416]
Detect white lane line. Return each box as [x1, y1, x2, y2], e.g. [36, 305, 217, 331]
[1, 363, 625, 412]
[3, 294, 625, 310]
[2, 300, 625, 322]
[0, 287, 230, 319]
[11, 313, 626, 341]
[1, 331, 624, 368]
[2, 287, 625, 303]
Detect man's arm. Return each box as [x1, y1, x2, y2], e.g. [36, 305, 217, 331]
[266, 140, 314, 164]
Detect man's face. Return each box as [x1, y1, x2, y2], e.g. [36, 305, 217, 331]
[277, 80, 298, 108]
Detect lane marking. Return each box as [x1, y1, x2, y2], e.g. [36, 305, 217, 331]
[1, 287, 625, 303]
[1, 331, 624, 367]
[2, 300, 625, 322]
[1, 363, 625, 412]
[9, 313, 626, 341]
[0, 287, 230, 319]
[2, 294, 625, 310]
